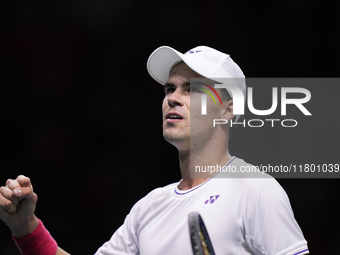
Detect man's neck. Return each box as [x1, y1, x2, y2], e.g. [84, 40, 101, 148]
[177, 133, 232, 190]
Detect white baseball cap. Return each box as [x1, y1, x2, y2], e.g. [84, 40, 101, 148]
[147, 45, 245, 87]
[147, 45, 246, 121]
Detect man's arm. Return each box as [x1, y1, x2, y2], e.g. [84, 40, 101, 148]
[56, 247, 70, 255]
[0, 175, 70, 255]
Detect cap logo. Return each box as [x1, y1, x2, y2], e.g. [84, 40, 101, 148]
[185, 50, 202, 55]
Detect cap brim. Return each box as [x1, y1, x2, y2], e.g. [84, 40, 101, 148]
[147, 46, 184, 85]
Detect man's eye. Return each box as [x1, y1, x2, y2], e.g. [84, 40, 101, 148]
[189, 87, 201, 93]
[165, 87, 175, 94]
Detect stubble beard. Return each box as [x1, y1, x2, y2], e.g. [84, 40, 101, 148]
[163, 126, 190, 146]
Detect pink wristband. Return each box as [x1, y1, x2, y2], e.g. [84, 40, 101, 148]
[12, 219, 58, 255]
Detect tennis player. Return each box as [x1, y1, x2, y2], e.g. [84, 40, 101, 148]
[0, 45, 309, 255]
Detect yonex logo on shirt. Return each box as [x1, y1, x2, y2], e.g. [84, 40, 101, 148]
[204, 195, 220, 204]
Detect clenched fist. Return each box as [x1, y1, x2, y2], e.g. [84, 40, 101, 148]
[0, 175, 39, 238]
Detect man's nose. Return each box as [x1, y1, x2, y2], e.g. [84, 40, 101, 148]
[167, 88, 184, 107]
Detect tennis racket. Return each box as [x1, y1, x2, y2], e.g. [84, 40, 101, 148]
[188, 212, 216, 255]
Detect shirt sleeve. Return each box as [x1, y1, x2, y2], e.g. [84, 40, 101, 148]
[94, 202, 141, 255]
[236, 177, 309, 255]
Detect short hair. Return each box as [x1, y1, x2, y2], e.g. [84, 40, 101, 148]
[220, 88, 232, 102]
[219, 88, 244, 140]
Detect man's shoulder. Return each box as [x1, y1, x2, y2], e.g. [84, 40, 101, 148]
[146, 182, 179, 198]
[223, 157, 285, 195]
[218, 157, 272, 179]
[132, 182, 178, 207]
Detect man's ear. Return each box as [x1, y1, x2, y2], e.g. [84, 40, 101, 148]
[221, 99, 236, 121]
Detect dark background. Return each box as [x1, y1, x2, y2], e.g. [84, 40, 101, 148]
[1, 0, 339, 254]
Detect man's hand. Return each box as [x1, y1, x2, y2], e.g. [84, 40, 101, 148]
[0, 175, 39, 238]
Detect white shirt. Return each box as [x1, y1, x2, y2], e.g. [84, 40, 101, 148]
[95, 157, 308, 255]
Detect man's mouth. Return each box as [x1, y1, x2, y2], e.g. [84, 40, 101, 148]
[166, 113, 183, 122]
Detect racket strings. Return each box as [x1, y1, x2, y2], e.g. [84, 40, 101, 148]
[198, 230, 210, 255]
[189, 212, 215, 255]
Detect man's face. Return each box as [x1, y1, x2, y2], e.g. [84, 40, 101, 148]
[162, 62, 224, 150]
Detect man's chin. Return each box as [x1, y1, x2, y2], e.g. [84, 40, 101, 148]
[163, 133, 189, 145]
